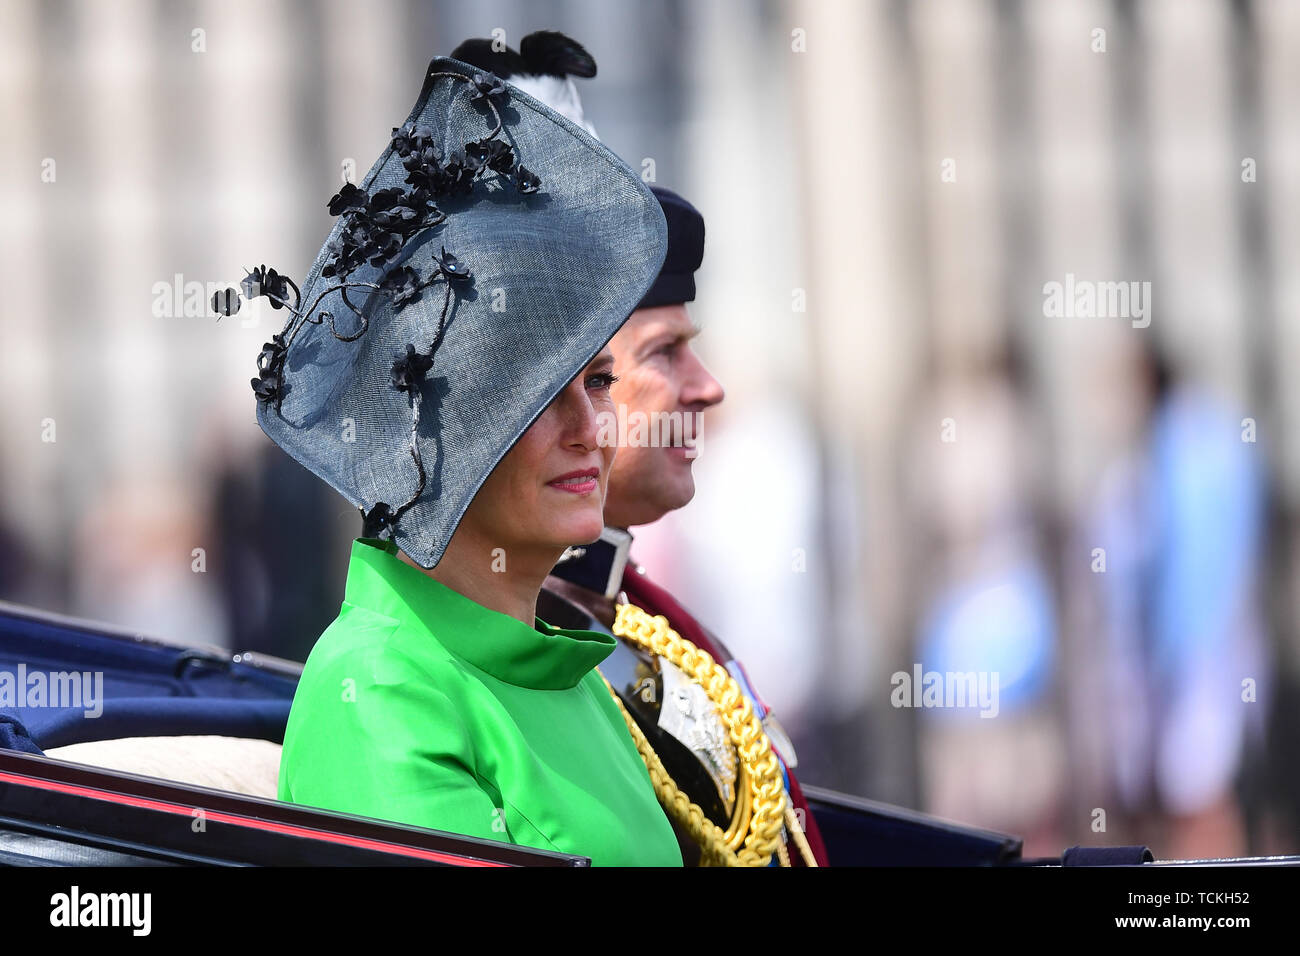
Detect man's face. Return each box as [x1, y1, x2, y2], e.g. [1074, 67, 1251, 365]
[602, 304, 725, 528]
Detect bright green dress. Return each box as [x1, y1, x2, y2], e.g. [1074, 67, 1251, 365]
[278, 537, 683, 867]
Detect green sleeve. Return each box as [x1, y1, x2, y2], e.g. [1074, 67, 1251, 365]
[279, 634, 510, 844]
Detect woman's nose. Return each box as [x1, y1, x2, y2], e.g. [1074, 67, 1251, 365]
[559, 380, 601, 450]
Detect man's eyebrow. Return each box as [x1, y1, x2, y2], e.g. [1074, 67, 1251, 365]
[674, 323, 702, 345]
[640, 321, 700, 350]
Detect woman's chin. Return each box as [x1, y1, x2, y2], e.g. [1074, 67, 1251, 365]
[551, 514, 605, 548]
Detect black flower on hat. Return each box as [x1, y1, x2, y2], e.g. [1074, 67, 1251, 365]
[470, 72, 506, 103]
[367, 187, 405, 213]
[240, 265, 297, 310]
[249, 333, 289, 404]
[440, 151, 476, 196]
[434, 247, 472, 283]
[369, 203, 419, 234]
[379, 264, 427, 307]
[391, 343, 435, 393]
[326, 182, 367, 215]
[465, 138, 514, 174]
[514, 164, 541, 194]
[226, 66, 548, 543]
[251, 367, 282, 403]
[211, 286, 240, 318]
[390, 123, 430, 158]
[360, 501, 396, 539]
[402, 143, 444, 192]
[389, 126, 415, 158]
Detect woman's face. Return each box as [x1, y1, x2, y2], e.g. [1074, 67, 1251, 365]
[459, 348, 619, 557]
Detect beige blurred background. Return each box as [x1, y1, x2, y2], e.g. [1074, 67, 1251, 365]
[3, 0, 1300, 860]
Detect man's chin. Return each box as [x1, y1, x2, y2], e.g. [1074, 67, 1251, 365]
[606, 481, 695, 529]
[660, 474, 697, 515]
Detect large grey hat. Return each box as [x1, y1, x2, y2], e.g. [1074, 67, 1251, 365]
[218, 57, 667, 568]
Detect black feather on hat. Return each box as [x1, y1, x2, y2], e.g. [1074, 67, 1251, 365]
[452, 31, 599, 137]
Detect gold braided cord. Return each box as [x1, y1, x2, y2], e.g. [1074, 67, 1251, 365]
[785, 802, 820, 867]
[725, 758, 753, 851]
[608, 602, 787, 867]
[599, 672, 742, 866]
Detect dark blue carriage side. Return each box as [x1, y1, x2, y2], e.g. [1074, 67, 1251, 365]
[0, 600, 295, 755]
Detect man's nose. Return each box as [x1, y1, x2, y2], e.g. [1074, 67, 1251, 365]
[682, 348, 725, 409]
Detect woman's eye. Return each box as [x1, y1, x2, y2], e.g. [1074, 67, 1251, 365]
[586, 371, 619, 390]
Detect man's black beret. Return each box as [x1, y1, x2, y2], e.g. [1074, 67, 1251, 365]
[635, 186, 704, 310]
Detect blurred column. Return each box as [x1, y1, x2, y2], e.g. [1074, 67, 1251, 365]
[1142, 0, 1245, 391]
[785, 0, 929, 800]
[0, 0, 58, 601]
[1024, 0, 1131, 843]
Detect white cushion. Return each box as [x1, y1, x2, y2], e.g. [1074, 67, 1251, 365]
[44, 736, 282, 799]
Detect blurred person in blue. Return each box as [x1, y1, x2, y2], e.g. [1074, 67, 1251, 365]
[1080, 344, 1270, 859]
[906, 341, 1064, 851]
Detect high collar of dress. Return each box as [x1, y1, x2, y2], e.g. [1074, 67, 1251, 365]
[345, 537, 616, 690]
[550, 526, 634, 600]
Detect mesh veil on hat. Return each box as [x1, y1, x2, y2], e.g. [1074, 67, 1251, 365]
[218, 57, 668, 568]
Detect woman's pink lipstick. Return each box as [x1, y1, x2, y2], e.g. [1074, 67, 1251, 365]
[547, 467, 599, 495]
